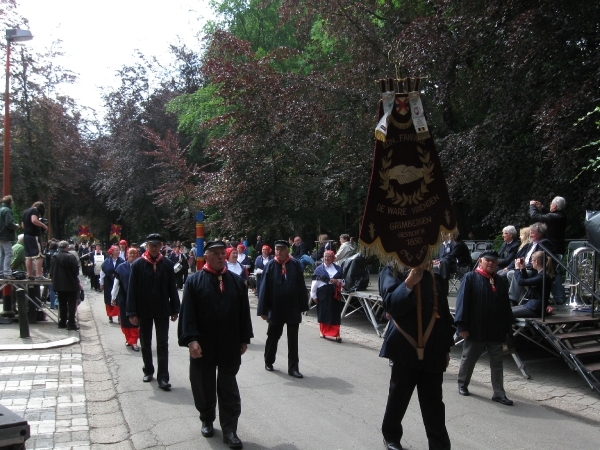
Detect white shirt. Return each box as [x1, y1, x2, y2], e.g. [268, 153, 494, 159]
[310, 263, 345, 299]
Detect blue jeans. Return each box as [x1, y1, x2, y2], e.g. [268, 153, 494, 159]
[298, 254, 314, 271]
[0, 241, 13, 278]
[49, 288, 57, 309]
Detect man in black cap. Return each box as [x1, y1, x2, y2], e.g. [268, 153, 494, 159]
[50, 241, 80, 330]
[178, 241, 253, 449]
[454, 251, 514, 406]
[258, 239, 309, 378]
[127, 233, 180, 390]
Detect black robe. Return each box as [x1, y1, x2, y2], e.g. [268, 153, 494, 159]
[127, 256, 180, 319]
[178, 270, 253, 367]
[312, 263, 344, 326]
[254, 255, 273, 295]
[101, 257, 124, 306]
[115, 261, 137, 328]
[379, 266, 455, 373]
[454, 270, 512, 343]
[257, 257, 309, 324]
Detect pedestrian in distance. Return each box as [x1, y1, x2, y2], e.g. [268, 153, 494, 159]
[112, 247, 141, 351]
[21, 201, 48, 280]
[100, 245, 124, 324]
[258, 239, 309, 378]
[310, 250, 345, 342]
[127, 233, 180, 391]
[49, 241, 80, 330]
[178, 240, 253, 449]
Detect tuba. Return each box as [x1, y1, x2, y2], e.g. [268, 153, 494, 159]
[567, 246, 599, 306]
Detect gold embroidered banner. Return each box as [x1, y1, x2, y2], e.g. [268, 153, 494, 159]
[359, 78, 456, 268]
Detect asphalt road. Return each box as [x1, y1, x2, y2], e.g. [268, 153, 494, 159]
[85, 289, 600, 449]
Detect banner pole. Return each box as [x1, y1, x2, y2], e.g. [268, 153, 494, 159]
[196, 211, 205, 270]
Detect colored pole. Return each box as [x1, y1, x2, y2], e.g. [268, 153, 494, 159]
[195, 211, 205, 270]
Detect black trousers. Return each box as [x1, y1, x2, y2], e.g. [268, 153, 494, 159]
[139, 317, 170, 381]
[382, 363, 451, 450]
[56, 291, 77, 327]
[264, 323, 299, 371]
[190, 358, 241, 433]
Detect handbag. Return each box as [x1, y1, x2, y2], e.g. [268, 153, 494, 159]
[174, 262, 182, 273]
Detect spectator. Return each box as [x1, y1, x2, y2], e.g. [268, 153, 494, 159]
[313, 233, 334, 261]
[21, 201, 48, 280]
[512, 251, 554, 318]
[189, 243, 197, 273]
[10, 234, 25, 272]
[497, 226, 520, 271]
[434, 231, 471, 282]
[291, 236, 314, 271]
[0, 195, 19, 279]
[50, 241, 80, 330]
[335, 234, 355, 265]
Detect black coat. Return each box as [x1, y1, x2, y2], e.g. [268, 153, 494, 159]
[497, 240, 520, 269]
[50, 249, 80, 292]
[506, 238, 555, 271]
[446, 240, 472, 266]
[257, 257, 309, 324]
[454, 271, 513, 343]
[115, 261, 137, 328]
[379, 266, 454, 373]
[529, 205, 567, 255]
[178, 270, 253, 367]
[126, 255, 180, 319]
[514, 269, 552, 315]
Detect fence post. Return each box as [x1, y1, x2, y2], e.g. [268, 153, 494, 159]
[16, 288, 29, 339]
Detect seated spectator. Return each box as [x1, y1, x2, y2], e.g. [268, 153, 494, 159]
[313, 234, 334, 262]
[512, 251, 554, 317]
[497, 226, 520, 271]
[433, 230, 471, 281]
[335, 234, 355, 265]
[291, 236, 314, 271]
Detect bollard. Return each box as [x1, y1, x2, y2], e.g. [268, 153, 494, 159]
[2, 284, 14, 318]
[16, 288, 29, 339]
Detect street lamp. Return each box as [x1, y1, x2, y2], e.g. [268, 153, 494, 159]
[4, 28, 33, 196]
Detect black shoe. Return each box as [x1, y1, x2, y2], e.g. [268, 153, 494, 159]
[67, 325, 80, 331]
[58, 323, 67, 329]
[288, 370, 303, 379]
[492, 395, 514, 406]
[109, 317, 113, 323]
[143, 375, 153, 382]
[158, 379, 171, 390]
[265, 363, 274, 371]
[223, 431, 243, 449]
[201, 421, 214, 437]
[383, 437, 403, 450]
[458, 386, 470, 396]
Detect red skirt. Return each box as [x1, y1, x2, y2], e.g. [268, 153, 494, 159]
[319, 323, 340, 338]
[122, 327, 139, 346]
[106, 304, 120, 317]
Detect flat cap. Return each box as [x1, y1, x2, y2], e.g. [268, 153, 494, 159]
[145, 233, 165, 243]
[204, 240, 226, 251]
[479, 250, 499, 261]
[274, 240, 289, 248]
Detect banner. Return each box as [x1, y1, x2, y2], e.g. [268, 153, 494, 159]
[110, 223, 122, 241]
[359, 78, 456, 268]
[77, 225, 91, 239]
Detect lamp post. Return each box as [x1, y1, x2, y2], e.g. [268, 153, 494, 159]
[2, 29, 32, 319]
[4, 28, 33, 196]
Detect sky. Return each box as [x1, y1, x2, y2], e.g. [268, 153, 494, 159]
[14, 0, 215, 113]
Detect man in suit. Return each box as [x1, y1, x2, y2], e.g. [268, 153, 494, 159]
[497, 226, 520, 271]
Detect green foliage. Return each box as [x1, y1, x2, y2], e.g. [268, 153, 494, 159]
[573, 107, 600, 184]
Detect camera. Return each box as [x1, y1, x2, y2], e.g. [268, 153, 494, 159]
[40, 218, 49, 226]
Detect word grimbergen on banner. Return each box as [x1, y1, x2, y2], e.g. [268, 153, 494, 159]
[359, 78, 456, 268]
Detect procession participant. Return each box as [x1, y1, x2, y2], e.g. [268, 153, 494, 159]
[236, 244, 252, 275]
[100, 246, 124, 324]
[379, 263, 454, 450]
[112, 247, 141, 351]
[226, 247, 247, 284]
[310, 250, 345, 342]
[21, 201, 48, 280]
[253, 244, 272, 297]
[0, 195, 19, 279]
[50, 241, 80, 330]
[258, 240, 309, 378]
[118, 240, 128, 259]
[455, 251, 514, 406]
[127, 233, 180, 390]
[178, 241, 253, 449]
[91, 244, 105, 291]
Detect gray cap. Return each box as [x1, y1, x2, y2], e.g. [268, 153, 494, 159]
[58, 241, 69, 248]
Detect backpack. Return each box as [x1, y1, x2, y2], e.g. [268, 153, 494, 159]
[341, 253, 370, 292]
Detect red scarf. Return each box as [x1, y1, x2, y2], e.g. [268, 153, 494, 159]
[142, 251, 163, 273]
[274, 255, 292, 276]
[475, 267, 497, 292]
[203, 263, 227, 293]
